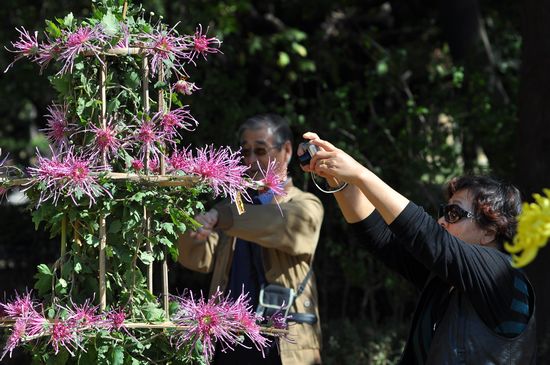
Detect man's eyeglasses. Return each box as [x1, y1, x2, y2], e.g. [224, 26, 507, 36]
[438, 204, 475, 224]
[240, 145, 281, 158]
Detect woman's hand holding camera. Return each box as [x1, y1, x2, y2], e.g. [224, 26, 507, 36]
[300, 132, 367, 186]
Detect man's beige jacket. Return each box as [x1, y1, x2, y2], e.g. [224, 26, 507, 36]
[178, 185, 324, 365]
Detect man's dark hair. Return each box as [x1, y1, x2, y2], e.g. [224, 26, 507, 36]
[237, 114, 293, 147]
[446, 175, 522, 250]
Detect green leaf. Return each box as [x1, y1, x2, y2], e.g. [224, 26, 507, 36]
[291, 42, 307, 57]
[142, 302, 165, 321]
[34, 264, 53, 295]
[63, 13, 74, 28]
[110, 345, 125, 365]
[140, 251, 155, 265]
[45, 20, 62, 39]
[101, 11, 120, 37]
[109, 220, 122, 234]
[277, 52, 290, 67]
[160, 222, 176, 237]
[107, 98, 121, 114]
[49, 75, 72, 97]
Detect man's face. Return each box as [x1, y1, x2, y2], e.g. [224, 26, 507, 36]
[239, 126, 291, 181]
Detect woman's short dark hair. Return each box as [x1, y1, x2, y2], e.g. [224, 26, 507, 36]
[237, 114, 293, 147]
[446, 175, 522, 250]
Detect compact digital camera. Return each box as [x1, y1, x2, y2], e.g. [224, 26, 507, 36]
[298, 142, 320, 166]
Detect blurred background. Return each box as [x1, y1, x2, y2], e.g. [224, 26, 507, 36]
[1, 0, 549, 363]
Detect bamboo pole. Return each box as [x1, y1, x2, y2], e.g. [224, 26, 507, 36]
[60, 215, 67, 259]
[157, 64, 170, 319]
[0, 318, 289, 335]
[142, 54, 154, 294]
[1, 174, 199, 188]
[98, 56, 108, 311]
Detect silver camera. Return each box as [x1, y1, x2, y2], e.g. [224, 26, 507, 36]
[298, 142, 319, 166]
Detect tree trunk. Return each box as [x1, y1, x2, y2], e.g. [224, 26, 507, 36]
[518, 0, 550, 356]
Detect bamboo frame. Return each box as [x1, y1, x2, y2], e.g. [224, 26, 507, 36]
[0, 318, 288, 335]
[98, 56, 108, 311]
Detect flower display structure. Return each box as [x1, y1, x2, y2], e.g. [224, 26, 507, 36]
[0, 1, 287, 363]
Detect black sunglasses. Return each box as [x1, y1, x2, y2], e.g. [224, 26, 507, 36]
[438, 204, 475, 224]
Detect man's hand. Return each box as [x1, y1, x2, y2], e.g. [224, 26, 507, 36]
[189, 209, 219, 241]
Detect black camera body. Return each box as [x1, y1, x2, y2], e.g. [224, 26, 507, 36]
[298, 142, 319, 166]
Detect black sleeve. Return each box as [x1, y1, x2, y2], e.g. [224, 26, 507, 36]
[349, 209, 430, 290]
[388, 202, 521, 330]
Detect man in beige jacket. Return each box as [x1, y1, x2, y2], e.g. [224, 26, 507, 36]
[178, 114, 323, 365]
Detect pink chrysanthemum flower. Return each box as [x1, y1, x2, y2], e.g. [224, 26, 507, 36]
[115, 23, 130, 49]
[40, 103, 74, 148]
[4, 27, 39, 72]
[153, 107, 197, 140]
[133, 120, 164, 159]
[0, 318, 26, 361]
[190, 24, 222, 62]
[171, 290, 241, 362]
[86, 118, 125, 161]
[256, 159, 287, 198]
[225, 290, 269, 354]
[58, 25, 109, 75]
[172, 79, 200, 95]
[191, 145, 249, 203]
[35, 39, 62, 73]
[142, 26, 193, 76]
[104, 309, 126, 331]
[47, 319, 83, 356]
[64, 300, 101, 330]
[131, 159, 144, 171]
[0, 292, 35, 318]
[27, 147, 111, 207]
[168, 147, 193, 173]
[24, 310, 48, 337]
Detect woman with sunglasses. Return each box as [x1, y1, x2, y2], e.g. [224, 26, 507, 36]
[300, 132, 536, 364]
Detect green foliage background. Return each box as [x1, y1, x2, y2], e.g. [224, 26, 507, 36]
[0, 0, 524, 363]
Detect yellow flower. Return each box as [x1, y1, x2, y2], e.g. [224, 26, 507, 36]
[504, 189, 550, 267]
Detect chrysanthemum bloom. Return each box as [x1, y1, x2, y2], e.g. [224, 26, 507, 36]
[133, 120, 164, 159]
[190, 24, 222, 63]
[131, 159, 145, 172]
[35, 39, 62, 73]
[27, 147, 111, 207]
[4, 27, 39, 72]
[58, 25, 109, 75]
[115, 22, 130, 49]
[47, 319, 83, 356]
[191, 145, 249, 203]
[256, 159, 287, 198]
[40, 103, 74, 149]
[172, 79, 200, 95]
[0, 292, 35, 318]
[153, 107, 198, 140]
[505, 189, 550, 267]
[224, 291, 269, 354]
[104, 309, 126, 331]
[171, 290, 242, 362]
[167, 147, 193, 173]
[142, 26, 193, 76]
[64, 300, 101, 330]
[0, 318, 26, 360]
[86, 118, 125, 161]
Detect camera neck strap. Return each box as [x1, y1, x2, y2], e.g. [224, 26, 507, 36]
[296, 267, 313, 298]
